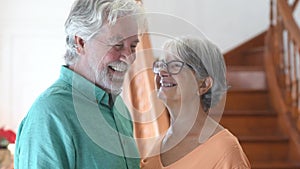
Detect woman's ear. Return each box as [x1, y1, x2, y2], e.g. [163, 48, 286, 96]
[197, 77, 213, 95]
[75, 35, 85, 55]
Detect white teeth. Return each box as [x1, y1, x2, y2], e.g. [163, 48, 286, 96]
[109, 63, 128, 72]
[160, 79, 177, 87]
[161, 83, 176, 87]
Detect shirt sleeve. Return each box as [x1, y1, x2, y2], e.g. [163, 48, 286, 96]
[14, 99, 75, 169]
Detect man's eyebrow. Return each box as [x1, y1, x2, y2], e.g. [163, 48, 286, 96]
[107, 35, 140, 44]
[107, 35, 123, 44]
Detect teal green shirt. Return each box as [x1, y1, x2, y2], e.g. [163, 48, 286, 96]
[14, 66, 140, 169]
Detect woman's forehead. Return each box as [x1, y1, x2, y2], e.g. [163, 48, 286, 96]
[162, 50, 182, 61]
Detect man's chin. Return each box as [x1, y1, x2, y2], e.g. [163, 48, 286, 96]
[96, 77, 123, 93]
[107, 82, 123, 95]
[111, 89, 122, 95]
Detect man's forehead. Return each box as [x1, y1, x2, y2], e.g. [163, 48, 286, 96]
[101, 16, 140, 39]
[106, 34, 139, 43]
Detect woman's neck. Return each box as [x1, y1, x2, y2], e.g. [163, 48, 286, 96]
[164, 100, 224, 148]
[160, 104, 224, 167]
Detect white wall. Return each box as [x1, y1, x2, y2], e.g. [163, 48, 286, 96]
[0, 0, 291, 131]
[143, 0, 271, 52]
[0, 0, 73, 130]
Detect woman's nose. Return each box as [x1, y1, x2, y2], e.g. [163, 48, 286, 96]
[158, 69, 170, 77]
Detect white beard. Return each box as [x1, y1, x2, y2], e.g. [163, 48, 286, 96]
[95, 66, 123, 95]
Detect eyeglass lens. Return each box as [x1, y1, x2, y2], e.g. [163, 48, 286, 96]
[153, 60, 184, 75]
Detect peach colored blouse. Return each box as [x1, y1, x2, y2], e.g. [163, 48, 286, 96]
[140, 129, 250, 169]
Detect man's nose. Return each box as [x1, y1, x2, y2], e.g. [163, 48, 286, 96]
[120, 47, 135, 64]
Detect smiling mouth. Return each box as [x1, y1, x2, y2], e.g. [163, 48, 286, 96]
[160, 81, 177, 88]
[108, 63, 128, 73]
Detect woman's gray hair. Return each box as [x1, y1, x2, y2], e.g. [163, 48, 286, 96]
[64, 0, 144, 65]
[163, 36, 228, 112]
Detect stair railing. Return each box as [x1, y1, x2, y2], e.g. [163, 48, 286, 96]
[266, 0, 300, 131]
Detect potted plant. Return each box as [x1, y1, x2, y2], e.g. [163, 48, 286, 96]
[0, 127, 16, 149]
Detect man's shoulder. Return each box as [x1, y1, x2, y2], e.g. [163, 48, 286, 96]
[25, 81, 74, 119]
[34, 79, 73, 103]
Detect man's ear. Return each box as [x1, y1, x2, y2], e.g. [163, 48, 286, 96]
[75, 36, 85, 55]
[198, 77, 213, 95]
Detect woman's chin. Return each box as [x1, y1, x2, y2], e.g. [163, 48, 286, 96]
[157, 87, 179, 104]
[157, 90, 166, 101]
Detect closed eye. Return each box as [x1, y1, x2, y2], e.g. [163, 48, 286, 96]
[130, 41, 139, 52]
[113, 44, 124, 50]
[131, 45, 137, 52]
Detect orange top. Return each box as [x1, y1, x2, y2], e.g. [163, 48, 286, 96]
[140, 129, 250, 169]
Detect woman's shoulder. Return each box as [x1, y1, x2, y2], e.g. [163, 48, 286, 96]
[207, 129, 239, 146]
[208, 129, 251, 168]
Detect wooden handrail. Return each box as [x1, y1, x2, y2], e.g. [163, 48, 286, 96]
[277, 0, 300, 46]
[266, 0, 300, 133]
[292, 0, 299, 11]
[265, 0, 300, 160]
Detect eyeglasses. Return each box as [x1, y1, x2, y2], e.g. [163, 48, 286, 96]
[152, 60, 193, 75]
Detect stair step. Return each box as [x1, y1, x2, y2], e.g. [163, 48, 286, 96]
[223, 110, 275, 116]
[239, 135, 289, 142]
[227, 65, 264, 71]
[224, 47, 265, 66]
[225, 90, 270, 111]
[222, 31, 300, 167]
[219, 111, 279, 136]
[227, 66, 267, 91]
[251, 161, 300, 169]
[240, 135, 289, 161]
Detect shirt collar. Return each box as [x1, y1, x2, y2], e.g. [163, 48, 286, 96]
[59, 65, 111, 106]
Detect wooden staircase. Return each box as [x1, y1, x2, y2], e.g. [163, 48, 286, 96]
[220, 32, 300, 168]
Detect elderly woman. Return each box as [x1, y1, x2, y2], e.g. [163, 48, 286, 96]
[141, 36, 250, 169]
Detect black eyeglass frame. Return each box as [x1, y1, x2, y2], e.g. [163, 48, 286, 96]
[152, 60, 193, 75]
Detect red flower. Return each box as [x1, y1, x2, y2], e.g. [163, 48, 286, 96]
[0, 127, 16, 144]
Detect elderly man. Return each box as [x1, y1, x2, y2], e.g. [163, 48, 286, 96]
[15, 0, 145, 168]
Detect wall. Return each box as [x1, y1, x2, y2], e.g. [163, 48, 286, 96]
[143, 0, 271, 52]
[0, 0, 275, 131]
[0, 0, 72, 130]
